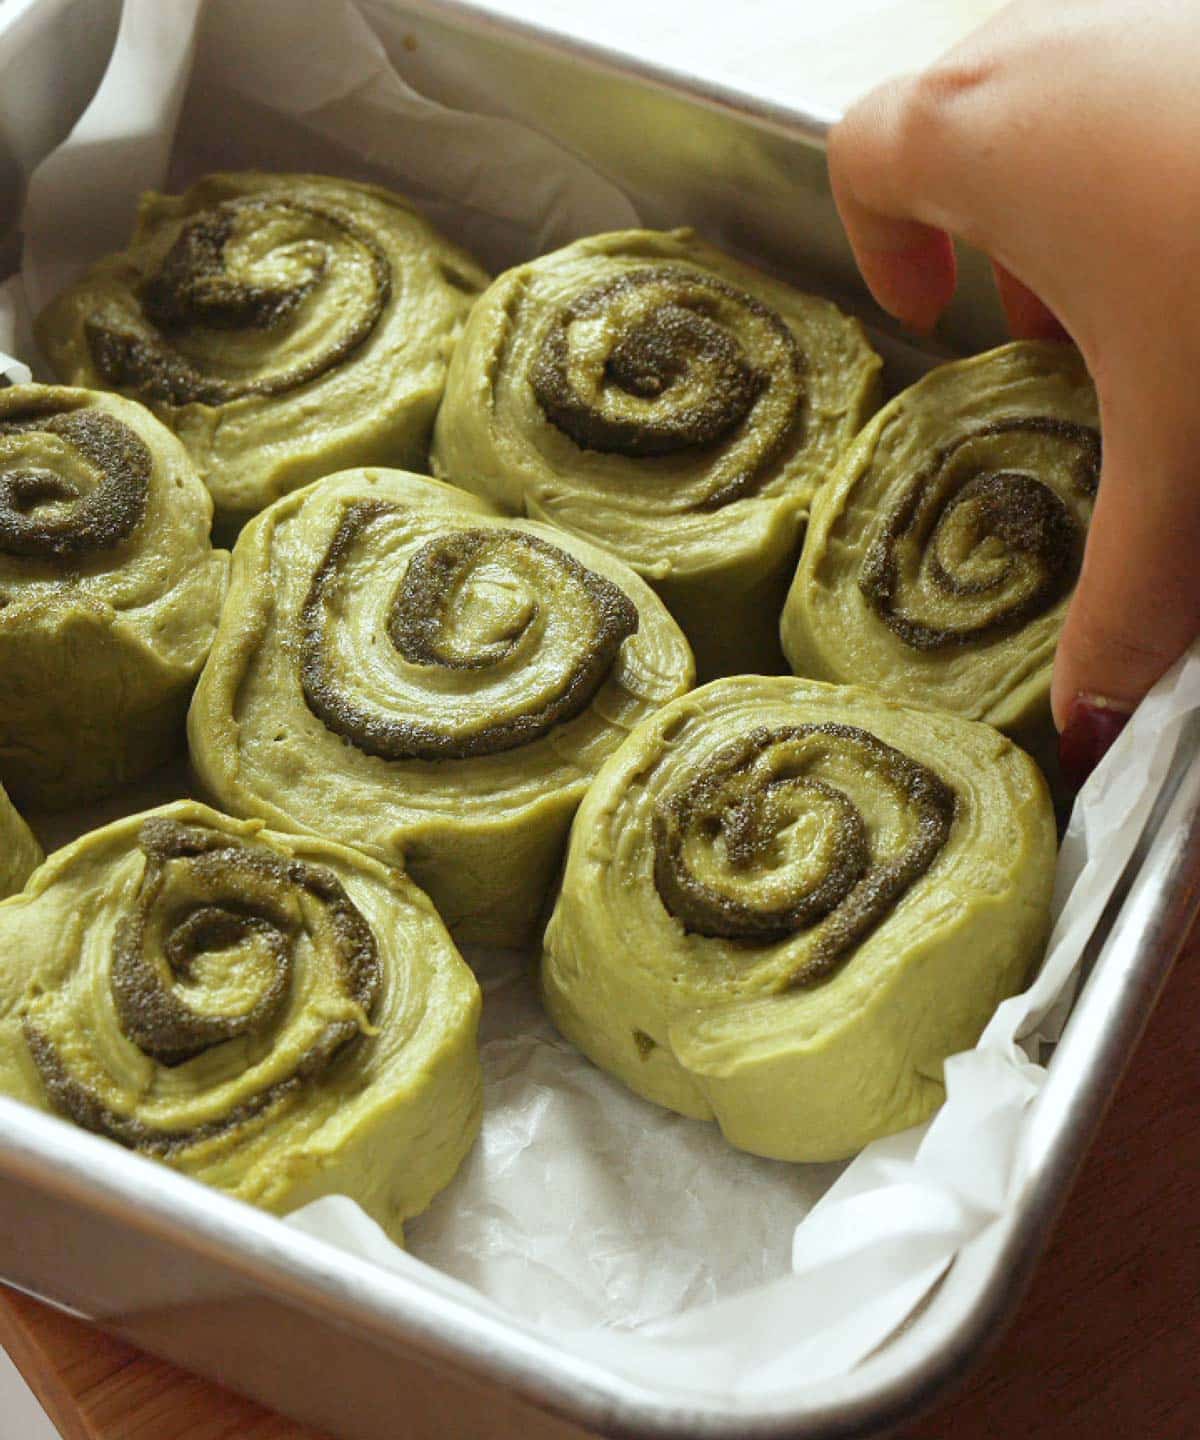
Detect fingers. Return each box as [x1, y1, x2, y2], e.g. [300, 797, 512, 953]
[828, 85, 955, 331]
[826, 0, 1200, 786]
[828, 60, 1011, 331]
[827, 138, 956, 331]
[990, 262, 1070, 342]
[1052, 389, 1200, 732]
[838, 217, 957, 336]
[828, 21, 1096, 339]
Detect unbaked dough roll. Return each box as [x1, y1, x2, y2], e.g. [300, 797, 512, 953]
[189, 469, 695, 946]
[781, 342, 1099, 784]
[542, 676, 1056, 1161]
[36, 172, 489, 528]
[0, 783, 40, 898]
[0, 802, 482, 1243]
[0, 384, 227, 808]
[431, 229, 881, 678]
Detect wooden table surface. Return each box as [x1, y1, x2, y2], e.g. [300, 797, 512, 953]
[1, 925, 1197, 1440]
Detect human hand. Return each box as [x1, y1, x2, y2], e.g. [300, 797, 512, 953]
[826, 0, 1200, 784]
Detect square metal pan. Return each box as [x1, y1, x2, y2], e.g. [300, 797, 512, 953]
[2, 3, 1199, 1437]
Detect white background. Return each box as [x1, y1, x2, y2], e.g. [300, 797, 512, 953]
[456, 0, 1010, 113]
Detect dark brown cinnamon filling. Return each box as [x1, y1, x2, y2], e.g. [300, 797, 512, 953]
[653, 723, 956, 985]
[859, 416, 1100, 649]
[530, 265, 805, 508]
[0, 406, 149, 558]
[25, 819, 380, 1156]
[85, 196, 391, 406]
[300, 504, 639, 761]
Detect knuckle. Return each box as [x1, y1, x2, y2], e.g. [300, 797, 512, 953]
[832, 58, 1003, 216]
[913, 58, 996, 110]
[892, 59, 996, 157]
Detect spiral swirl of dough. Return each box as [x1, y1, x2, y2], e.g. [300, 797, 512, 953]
[0, 385, 227, 808]
[0, 803, 481, 1240]
[542, 676, 1056, 1161]
[857, 416, 1099, 650]
[188, 470, 694, 946]
[36, 172, 489, 524]
[652, 722, 955, 981]
[782, 343, 1100, 798]
[300, 507, 638, 762]
[432, 229, 881, 678]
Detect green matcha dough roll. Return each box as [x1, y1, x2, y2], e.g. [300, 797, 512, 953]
[430, 228, 882, 679]
[542, 676, 1056, 1162]
[188, 468, 695, 947]
[0, 783, 41, 898]
[36, 172, 489, 529]
[0, 802, 482, 1243]
[0, 384, 228, 808]
[781, 342, 1100, 786]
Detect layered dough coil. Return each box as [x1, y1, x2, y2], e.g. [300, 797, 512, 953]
[0, 384, 227, 807]
[431, 229, 881, 679]
[189, 469, 695, 946]
[782, 343, 1100, 785]
[0, 802, 482, 1242]
[542, 677, 1056, 1161]
[0, 783, 41, 897]
[37, 172, 489, 527]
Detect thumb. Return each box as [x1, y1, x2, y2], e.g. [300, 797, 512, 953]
[1052, 376, 1200, 777]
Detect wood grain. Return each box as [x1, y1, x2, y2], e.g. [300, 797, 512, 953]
[2, 925, 1197, 1440]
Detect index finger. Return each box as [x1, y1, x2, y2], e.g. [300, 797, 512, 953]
[827, 62, 1008, 331]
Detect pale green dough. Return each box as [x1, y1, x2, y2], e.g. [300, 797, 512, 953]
[36, 172, 489, 529]
[431, 228, 881, 679]
[0, 385, 228, 809]
[0, 801, 482, 1244]
[0, 783, 41, 898]
[542, 676, 1056, 1162]
[188, 468, 695, 947]
[781, 342, 1099, 796]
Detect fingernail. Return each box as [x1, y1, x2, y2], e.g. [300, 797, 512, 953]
[1059, 693, 1136, 792]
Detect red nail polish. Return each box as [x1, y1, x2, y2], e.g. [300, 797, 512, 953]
[1059, 694, 1134, 793]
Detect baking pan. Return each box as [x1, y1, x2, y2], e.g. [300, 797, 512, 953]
[2, 3, 1199, 1438]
